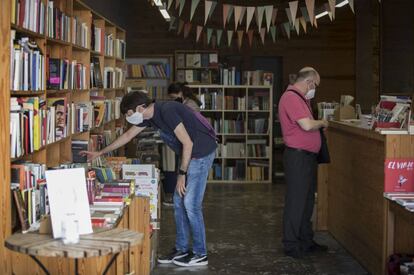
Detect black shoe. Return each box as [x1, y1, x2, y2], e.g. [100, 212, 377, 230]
[304, 241, 328, 253]
[158, 248, 189, 264]
[284, 248, 304, 259]
[173, 252, 208, 267]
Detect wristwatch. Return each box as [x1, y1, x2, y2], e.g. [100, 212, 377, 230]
[178, 169, 187, 176]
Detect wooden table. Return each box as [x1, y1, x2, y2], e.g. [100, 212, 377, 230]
[5, 228, 143, 275]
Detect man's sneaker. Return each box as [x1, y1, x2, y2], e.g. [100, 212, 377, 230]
[157, 248, 189, 264]
[303, 241, 328, 253]
[173, 252, 208, 267]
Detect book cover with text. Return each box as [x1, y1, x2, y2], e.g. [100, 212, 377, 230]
[385, 158, 414, 192]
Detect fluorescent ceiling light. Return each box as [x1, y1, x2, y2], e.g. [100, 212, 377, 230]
[335, 0, 349, 7]
[159, 8, 171, 21]
[315, 11, 329, 19]
[153, 0, 163, 7]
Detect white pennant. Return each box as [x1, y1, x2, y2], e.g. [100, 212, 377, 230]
[300, 17, 307, 33]
[234, 6, 243, 30]
[204, 0, 213, 25]
[328, 0, 336, 20]
[168, 0, 174, 10]
[285, 8, 293, 25]
[294, 18, 300, 35]
[196, 26, 203, 42]
[288, 1, 299, 26]
[246, 7, 255, 32]
[217, 29, 223, 46]
[256, 6, 265, 31]
[209, 1, 217, 18]
[305, 0, 315, 26]
[190, 0, 201, 22]
[325, 3, 333, 21]
[260, 28, 266, 44]
[239, 7, 247, 25]
[227, 30, 234, 47]
[264, 5, 273, 32]
[179, 0, 185, 16]
[348, 0, 355, 13]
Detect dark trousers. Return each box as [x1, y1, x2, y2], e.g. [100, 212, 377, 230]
[282, 148, 317, 251]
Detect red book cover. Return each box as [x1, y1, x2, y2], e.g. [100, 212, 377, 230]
[19, 0, 26, 27]
[385, 158, 414, 192]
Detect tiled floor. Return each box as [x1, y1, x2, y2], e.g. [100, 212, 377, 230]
[152, 183, 368, 275]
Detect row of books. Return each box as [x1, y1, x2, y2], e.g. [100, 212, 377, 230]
[176, 53, 218, 68]
[91, 96, 122, 127]
[47, 1, 71, 42]
[205, 117, 221, 133]
[145, 86, 168, 100]
[11, 34, 46, 91]
[220, 67, 241, 86]
[177, 69, 219, 84]
[247, 139, 269, 157]
[249, 95, 270, 110]
[127, 64, 171, 79]
[220, 142, 245, 158]
[114, 39, 126, 60]
[72, 16, 89, 49]
[224, 161, 245, 180]
[225, 96, 246, 110]
[91, 24, 104, 53]
[90, 57, 103, 88]
[223, 119, 245, 134]
[243, 71, 273, 86]
[200, 91, 223, 110]
[247, 166, 269, 181]
[47, 58, 88, 90]
[104, 67, 124, 88]
[248, 118, 268, 134]
[208, 163, 222, 180]
[12, 0, 46, 35]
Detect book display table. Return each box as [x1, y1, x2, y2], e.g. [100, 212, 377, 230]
[5, 228, 143, 275]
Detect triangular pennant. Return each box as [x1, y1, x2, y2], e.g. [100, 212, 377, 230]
[227, 30, 234, 47]
[209, 1, 217, 18]
[234, 6, 242, 30]
[288, 1, 299, 26]
[300, 17, 307, 33]
[246, 7, 255, 32]
[168, 0, 174, 10]
[256, 6, 265, 31]
[271, 8, 278, 26]
[179, 0, 185, 16]
[205, 0, 212, 25]
[283, 22, 291, 39]
[217, 29, 223, 46]
[300, 7, 310, 23]
[239, 7, 247, 25]
[223, 4, 230, 28]
[184, 23, 192, 38]
[328, 0, 336, 19]
[168, 16, 176, 31]
[196, 25, 203, 42]
[247, 30, 254, 47]
[237, 30, 244, 49]
[227, 5, 234, 23]
[264, 5, 273, 32]
[207, 28, 213, 44]
[294, 18, 300, 35]
[212, 35, 217, 49]
[285, 8, 293, 25]
[314, 16, 318, 28]
[175, 0, 180, 10]
[260, 28, 266, 44]
[305, 0, 315, 26]
[190, 0, 201, 22]
[349, 0, 355, 13]
[177, 20, 185, 35]
[325, 3, 333, 21]
[270, 26, 276, 42]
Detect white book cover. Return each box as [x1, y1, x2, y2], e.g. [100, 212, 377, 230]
[45, 168, 93, 238]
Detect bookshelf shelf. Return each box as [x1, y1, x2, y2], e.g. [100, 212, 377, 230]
[91, 50, 103, 56]
[11, 90, 45, 96]
[176, 67, 219, 70]
[105, 55, 115, 59]
[11, 24, 45, 39]
[72, 43, 90, 51]
[46, 37, 71, 46]
[127, 77, 169, 80]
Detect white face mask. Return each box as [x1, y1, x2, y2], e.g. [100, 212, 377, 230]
[126, 111, 143, 125]
[305, 88, 316, 100]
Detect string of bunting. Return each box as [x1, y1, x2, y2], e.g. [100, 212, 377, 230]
[165, 0, 379, 49]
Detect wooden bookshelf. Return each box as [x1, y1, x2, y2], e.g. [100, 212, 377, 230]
[1, 0, 138, 274]
[188, 84, 273, 183]
[174, 50, 219, 85]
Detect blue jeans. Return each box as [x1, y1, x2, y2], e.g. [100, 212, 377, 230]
[174, 151, 215, 256]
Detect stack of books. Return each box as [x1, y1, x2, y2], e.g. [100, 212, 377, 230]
[384, 192, 414, 212]
[12, 0, 46, 34]
[47, 1, 71, 42]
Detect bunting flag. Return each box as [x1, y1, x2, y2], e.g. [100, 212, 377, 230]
[184, 22, 192, 38]
[168, 0, 174, 10]
[239, 7, 247, 25]
[234, 6, 242, 30]
[207, 28, 213, 44]
[348, 0, 355, 13]
[260, 28, 266, 44]
[264, 5, 273, 32]
[288, 1, 299, 26]
[179, 0, 185, 16]
[271, 8, 278, 26]
[190, 0, 200, 21]
[270, 26, 277, 42]
[314, 16, 318, 28]
[283, 22, 291, 39]
[175, 0, 180, 10]
[328, 0, 336, 20]
[285, 8, 293, 25]
[246, 7, 255, 32]
[177, 19, 185, 34]
[247, 30, 254, 47]
[305, 0, 315, 26]
[196, 25, 203, 42]
[237, 30, 244, 49]
[223, 4, 230, 28]
[300, 17, 307, 33]
[256, 6, 265, 31]
[209, 1, 217, 18]
[294, 18, 300, 35]
[227, 5, 234, 23]
[204, 0, 212, 25]
[300, 7, 310, 23]
[227, 30, 234, 46]
[217, 29, 223, 46]
[168, 16, 177, 31]
[325, 3, 333, 21]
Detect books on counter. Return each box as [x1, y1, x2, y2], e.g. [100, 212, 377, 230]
[47, 1, 71, 42]
[12, 0, 46, 34]
[47, 58, 87, 90]
[11, 33, 46, 91]
[127, 63, 170, 79]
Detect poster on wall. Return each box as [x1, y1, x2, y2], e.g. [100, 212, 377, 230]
[384, 158, 414, 192]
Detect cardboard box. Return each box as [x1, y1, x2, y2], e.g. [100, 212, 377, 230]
[334, 105, 356, 121]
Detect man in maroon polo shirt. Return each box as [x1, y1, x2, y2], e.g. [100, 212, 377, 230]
[278, 67, 329, 259]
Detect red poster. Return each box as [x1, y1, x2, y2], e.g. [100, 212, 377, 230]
[385, 158, 414, 192]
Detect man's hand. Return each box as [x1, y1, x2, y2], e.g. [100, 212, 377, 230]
[176, 175, 187, 197]
[321, 120, 329, 129]
[79, 150, 102, 161]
